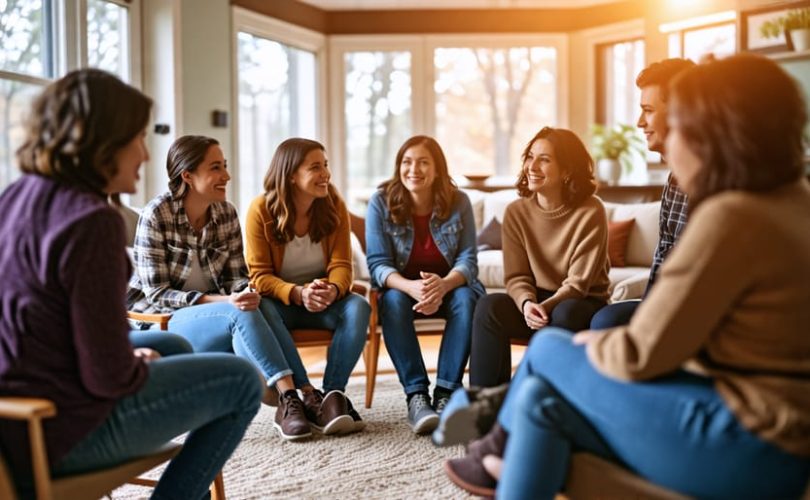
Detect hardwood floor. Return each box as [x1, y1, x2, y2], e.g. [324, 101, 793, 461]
[299, 335, 527, 377]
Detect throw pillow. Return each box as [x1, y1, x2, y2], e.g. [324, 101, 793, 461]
[476, 217, 502, 251]
[608, 218, 635, 268]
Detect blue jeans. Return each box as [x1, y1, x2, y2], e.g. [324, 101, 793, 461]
[260, 293, 370, 392]
[129, 331, 193, 356]
[379, 286, 477, 395]
[589, 300, 640, 329]
[167, 302, 294, 387]
[53, 354, 262, 500]
[496, 329, 810, 499]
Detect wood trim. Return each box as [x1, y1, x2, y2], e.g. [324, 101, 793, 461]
[232, 0, 644, 35]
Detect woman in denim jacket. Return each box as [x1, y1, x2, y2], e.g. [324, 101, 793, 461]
[366, 135, 485, 435]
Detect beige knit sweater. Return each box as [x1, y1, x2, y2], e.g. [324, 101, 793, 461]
[502, 195, 611, 312]
[588, 180, 810, 457]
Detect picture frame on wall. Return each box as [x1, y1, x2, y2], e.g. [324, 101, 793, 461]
[740, 1, 810, 53]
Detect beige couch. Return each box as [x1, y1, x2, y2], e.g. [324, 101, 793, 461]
[352, 189, 661, 303]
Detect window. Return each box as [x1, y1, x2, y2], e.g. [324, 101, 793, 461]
[234, 11, 323, 216]
[662, 11, 737, 62]
[0, 0, 140, 192]
[597, 39, 644, 127]
[343, 50, 412, 205]
[434, 46, 557, 178]
[330, 34, 567, 207]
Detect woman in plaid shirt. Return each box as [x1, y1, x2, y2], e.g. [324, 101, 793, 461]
[128, 135, 314, 441]
[245, 138, 371, 440]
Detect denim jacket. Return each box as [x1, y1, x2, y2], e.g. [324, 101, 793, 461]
[365, 189, 486, 297]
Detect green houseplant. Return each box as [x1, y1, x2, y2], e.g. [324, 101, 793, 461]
[760, 7, 810, 52]
[589, 123, 645, 185]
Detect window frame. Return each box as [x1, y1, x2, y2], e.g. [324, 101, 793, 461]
[328, 33, 568, 195]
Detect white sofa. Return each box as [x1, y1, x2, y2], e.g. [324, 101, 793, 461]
[353, 189, 660, 303]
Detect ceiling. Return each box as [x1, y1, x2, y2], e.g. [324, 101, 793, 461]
[298, 0, 619, 10]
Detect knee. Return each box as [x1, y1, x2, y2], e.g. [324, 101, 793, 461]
[527, 328, 574, 357]
[214, 356, 264, 407]
[473, 293, 511, 323]
[345, 294, 371, 317]
[513, 375, 562, 425]
[380, 289, 413, 315]
[446, 287, 478, 315]
[590, 302, 636, 330]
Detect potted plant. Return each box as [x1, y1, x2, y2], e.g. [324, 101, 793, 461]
[589, 123, 645, 185]
[760, 7, 810, 52]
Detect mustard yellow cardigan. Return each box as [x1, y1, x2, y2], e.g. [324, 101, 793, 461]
[244, 193, 353, 305]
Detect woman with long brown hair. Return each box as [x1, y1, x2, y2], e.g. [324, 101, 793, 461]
[366, 135, 484, 434]
[245, 137, 370, 437]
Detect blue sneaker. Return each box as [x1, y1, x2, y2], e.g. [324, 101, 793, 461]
[432, 384, 508, 447]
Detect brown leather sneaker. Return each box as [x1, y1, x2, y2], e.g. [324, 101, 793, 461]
[303, 389, 354, 435]
[346, 396, 366, 433]
[273, 391, 312, 441]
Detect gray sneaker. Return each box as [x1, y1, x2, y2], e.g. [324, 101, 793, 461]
[408, 393, 439, 434]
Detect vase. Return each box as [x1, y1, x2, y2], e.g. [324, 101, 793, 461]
[789, 28, 810, 52]
[597, 159, 622, 186]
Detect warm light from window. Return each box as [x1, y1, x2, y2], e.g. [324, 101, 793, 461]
[659, 10, 736, 34]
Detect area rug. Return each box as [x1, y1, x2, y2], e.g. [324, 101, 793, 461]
[111, 375, 471, 499]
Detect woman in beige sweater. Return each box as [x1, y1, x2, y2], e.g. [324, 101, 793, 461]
[445, 54, 810, 500]
[469, 127, 610, 387]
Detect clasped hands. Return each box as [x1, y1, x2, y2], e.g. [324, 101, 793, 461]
[291, 279, 338, 312]
[406, 272, 450, 316]
[522, 300, 549, 330]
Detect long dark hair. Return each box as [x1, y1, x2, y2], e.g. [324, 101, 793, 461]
[379, 135, 457, 225]
[16, 68, 152, 199]
[166, 135, 220, 199]
[263, 138, 339, 243]
[669, 54, 807, 207]
[516, 127, 596, 206]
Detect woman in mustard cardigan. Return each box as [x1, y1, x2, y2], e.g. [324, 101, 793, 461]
[245, 138, 370, 435]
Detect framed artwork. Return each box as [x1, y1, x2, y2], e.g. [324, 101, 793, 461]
[741, 1, 810, 54]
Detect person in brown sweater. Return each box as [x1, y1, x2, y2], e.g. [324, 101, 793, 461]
[445, 54, 810, 499]
[469, 127, 611, 387]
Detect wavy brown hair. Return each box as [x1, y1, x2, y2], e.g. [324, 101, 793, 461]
[668, 54, 807, 208]
[166, 135, 220, 199]
[16, 68, 152, 201]
[379, 135, 457, 225]
[516, 127, 596, 206]
[263, 138, 339, 244]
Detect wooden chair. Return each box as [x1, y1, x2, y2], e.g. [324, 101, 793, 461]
[0, 396, 188, 500]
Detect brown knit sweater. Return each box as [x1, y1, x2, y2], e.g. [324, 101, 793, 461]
[502, 195, 610, 312]
[588, 180, 810, 457]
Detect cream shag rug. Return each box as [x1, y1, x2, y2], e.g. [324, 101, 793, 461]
[111, 375, 471, 499]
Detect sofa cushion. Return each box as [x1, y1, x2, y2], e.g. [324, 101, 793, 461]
[482, 190, 520, 227]
[461, 188, 487, 231]
[476, 217, 503, 251]
[607, 218, 634, 268]
[351, 232, 370, 281]
[604, 201, 660, 267]
[477, 249, 504, 290]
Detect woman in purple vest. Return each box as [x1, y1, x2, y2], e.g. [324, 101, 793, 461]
[0, 69, 261, 499]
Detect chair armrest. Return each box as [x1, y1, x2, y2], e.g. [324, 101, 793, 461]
[128, 311, 172, 331]
[0, 397, 56, 421]
[350, 281, 369, 296]
[609, 272, 648, 303]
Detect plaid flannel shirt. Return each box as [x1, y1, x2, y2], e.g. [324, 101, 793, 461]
[127, 193, 249, 314]
[646, 173, 689, 293]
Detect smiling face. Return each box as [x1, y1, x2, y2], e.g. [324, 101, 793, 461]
[105, 130, 149, 195]
[399, 143, 437, 196]
[182, 145, 229, 203]
[291, 148, 330, 201]
[523, 138, 565, 197]
[637, 84, 669, 156]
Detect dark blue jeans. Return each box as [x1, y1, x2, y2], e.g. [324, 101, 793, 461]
[53, 354, 263, 500]
[379, 286, 478, 395]
[497, 329, 810, 499]
[260, 293, 370, 392]
[589, 299, 640, 329]
[129, 331, 193, 356]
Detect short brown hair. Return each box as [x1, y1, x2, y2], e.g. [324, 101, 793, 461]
[516, 127, 596, 206]
[166, 135, 220, 199]
[263, 138, 339, 244]
[379, 135, 458, 226]
[16, 68, 152, 196]
[636, 58, 696, 102]
[669, 54, 807, 207]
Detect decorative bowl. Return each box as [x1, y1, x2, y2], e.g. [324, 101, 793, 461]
[463, 174, 491, 184]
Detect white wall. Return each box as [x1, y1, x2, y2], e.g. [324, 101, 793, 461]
[139, 0, 233, 205]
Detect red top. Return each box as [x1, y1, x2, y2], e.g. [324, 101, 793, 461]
[402, 213, 451, 279]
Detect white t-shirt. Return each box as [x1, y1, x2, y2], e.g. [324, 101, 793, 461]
[279, 234, 326, 285]
[181, 251, 213, 292]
